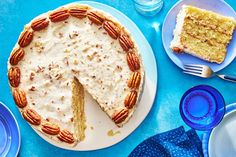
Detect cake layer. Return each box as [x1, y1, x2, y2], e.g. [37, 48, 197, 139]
[185, 6, 235, 35]
[181, 33, 226, 63]
[184, 18, 233, 45]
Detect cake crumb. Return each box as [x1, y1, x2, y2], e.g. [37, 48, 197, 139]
[60, 96, 64, 101]
[73, 59, 78, 65]
[107, 129, 120, 137]
[64, 49, 70, 53]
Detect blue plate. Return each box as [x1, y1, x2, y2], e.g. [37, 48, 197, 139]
[202, 103, 236, 157]
[0, 102, 20, 157]
[162, 0, 236, 72]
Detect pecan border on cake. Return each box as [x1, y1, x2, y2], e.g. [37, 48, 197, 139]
[8, 4, 143, 146]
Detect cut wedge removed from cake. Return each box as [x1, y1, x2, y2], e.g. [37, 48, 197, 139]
[170, 5, 236, 64]
[8, 4, 144, 146]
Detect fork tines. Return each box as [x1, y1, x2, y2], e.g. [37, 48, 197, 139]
[183, 64, 203, 77]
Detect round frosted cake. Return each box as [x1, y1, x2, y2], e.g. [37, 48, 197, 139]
[8, 3, 144, 146]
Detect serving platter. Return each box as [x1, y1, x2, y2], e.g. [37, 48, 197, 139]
[24, 1, 158, 151]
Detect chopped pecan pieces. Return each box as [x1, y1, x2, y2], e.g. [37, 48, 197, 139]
[9, 47, 25, 65]
[172, 47, 183, 53]
[8, 67, 21, 87]
[13, 89, 27, 108]
[29, 86, 36, 91]
[29, 72, 35, 81]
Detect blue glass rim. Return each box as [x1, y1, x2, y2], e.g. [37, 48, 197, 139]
[179, 85, 226, 131]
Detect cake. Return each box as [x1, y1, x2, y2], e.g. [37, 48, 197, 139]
[170, 5, 236, 64]
[8, 4, 144, 146]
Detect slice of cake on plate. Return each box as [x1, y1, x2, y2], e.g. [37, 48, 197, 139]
[170, 5, 236, 64]
[8, 4, 144, 146]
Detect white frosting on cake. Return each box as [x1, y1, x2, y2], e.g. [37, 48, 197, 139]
[17, 16, 132, 133]
[170, 5, 187, 50]
[8, 4, 145, 146]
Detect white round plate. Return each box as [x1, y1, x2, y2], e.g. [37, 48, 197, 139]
[208, 103, 236, 157]
[33, 1, 157, 151]
[202, 103, 236, 157]
[162, 0, 236, 72]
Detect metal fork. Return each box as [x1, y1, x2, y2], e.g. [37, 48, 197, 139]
[183, 64, 236, 83]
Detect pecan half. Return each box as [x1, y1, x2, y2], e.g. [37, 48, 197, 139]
[128, 72, 141, 89]
[87, 11, 105, 25]
[124, 91, 137, 109]
[57, 130, 74, 144]
[42, 122, 60, 135]
[22, 109, 41, 125]
[9, 47, 25, 65]
[31, 17, 49, 31]
[8, 67, 21, 87]
[127, 52, 140, 71]
[49, 8, 69, 22]
[103, 21, 120, 39]
[112, 108, 129, 124]
[69, 6, 89, 18]
[13, 89, 27, 108]
[119, 34, 134, 51]
[18, 29, 33, 47]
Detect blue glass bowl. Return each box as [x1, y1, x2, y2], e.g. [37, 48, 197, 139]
[180, 85, 225, 130]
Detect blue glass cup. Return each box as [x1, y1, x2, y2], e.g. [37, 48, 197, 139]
[180, 85, 225, 130]
[133, 0, 164, 16]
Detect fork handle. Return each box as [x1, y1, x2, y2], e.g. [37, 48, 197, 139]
[218, 75, 236, 83]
